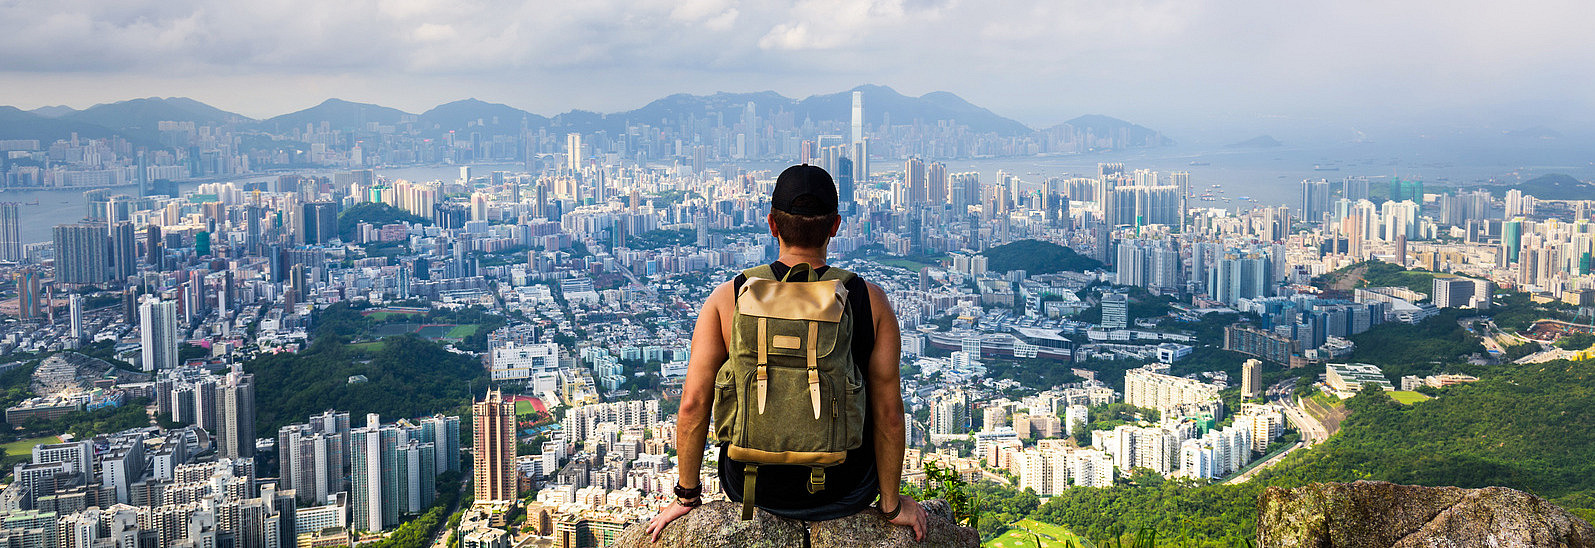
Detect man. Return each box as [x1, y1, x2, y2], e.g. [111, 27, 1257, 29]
[647, 164, 927, 541]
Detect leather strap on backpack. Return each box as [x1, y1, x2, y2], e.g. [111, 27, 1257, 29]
[741, 463, 759, 520]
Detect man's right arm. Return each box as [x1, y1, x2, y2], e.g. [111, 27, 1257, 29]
[648, 281, 732, 541]
[674, 281, 732, 489]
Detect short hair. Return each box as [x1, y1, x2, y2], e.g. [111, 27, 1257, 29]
[770, 209, 838, 249]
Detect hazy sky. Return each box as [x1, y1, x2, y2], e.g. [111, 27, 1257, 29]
[2, 0, 1592, 137]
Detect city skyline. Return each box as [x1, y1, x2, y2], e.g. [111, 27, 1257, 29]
[1, 1, 1592, 138]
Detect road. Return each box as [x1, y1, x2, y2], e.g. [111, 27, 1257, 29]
[1269, 381, 1329, 444]
[1224, 380, 1331, 484]
[429, 464, 474, 548]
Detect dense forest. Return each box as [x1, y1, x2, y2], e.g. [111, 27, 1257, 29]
[246, 327, 488, 433]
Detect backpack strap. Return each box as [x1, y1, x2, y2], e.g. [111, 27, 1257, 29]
[741, 463, 758, 520]
[742, 264, 777, 281]
[817, 265, 857, 284]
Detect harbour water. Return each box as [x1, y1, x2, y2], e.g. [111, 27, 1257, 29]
[5, 138, 1590, 246]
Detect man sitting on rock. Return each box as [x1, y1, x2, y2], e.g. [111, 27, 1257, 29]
[647, 164, 928, 542]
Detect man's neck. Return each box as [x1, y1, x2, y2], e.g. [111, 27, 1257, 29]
[777, 247, 827, 268]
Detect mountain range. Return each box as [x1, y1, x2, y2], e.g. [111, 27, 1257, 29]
[0, 85, 1163, 149]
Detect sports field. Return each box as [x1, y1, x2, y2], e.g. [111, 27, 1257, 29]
[508, 395, 547, 416]
[1388, 391, 1431, 404]
[985, 519, 1090, 548]
[3, 436, 63, 459]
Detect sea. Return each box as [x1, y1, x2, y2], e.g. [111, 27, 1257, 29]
[5, 137, 1591, 246]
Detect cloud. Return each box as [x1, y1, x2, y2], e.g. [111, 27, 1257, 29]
[0, 0, 1589, 128]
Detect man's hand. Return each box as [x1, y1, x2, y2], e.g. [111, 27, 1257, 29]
[886, 494, 928, 541]
[645, 500, 696, 542]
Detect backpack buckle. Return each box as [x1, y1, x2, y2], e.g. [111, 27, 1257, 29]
[807, 467, 826, 494]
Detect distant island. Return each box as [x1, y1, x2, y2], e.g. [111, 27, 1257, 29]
[1227, 135, 1283, 148]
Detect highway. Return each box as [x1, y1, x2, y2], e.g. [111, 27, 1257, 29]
[1223, 379, 1331, 485]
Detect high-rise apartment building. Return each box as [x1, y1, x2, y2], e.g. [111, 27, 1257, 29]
[301, 202, 339, 244]
[473, 390, 517, 503]
[1101, 293, 1129, 329]
[1124, 368, 1222, 412]
[0, 202, 21, 262]
[215, 371, 256, 459]
[1242, 359, 1264, 399]
[566, 133, 583, 172]
[139, 297, 180, 371]
[110, 220, 137, 281]
[279, 410, 350, 504]
[1301, 179, 1331, 222]
[54, 223, 110, 285]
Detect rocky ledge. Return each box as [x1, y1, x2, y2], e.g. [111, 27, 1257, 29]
[1258, 480, 1595, 547]
[613, 498, 979, 547]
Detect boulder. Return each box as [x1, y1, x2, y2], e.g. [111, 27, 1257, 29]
[613, 498, 979, 547]
[1257, 480, 1595, 547]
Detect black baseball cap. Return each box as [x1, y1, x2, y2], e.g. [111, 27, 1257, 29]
[771, 164, 839, 216]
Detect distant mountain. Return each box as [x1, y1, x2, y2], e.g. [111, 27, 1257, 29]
[1227, 135, 1283, 148]
[584, 85, 1034, 136]
[794, 85, 1033, 136]
[28, 105, 78, 118]
[0, 86, 1167, 154]
[262, 99, 412, 133]
[419, 98, 548, 135]
[65, 97, 252, 130]
[1035, 114, 1171, 150]
[1477, 174, 1595, 201]
[0, 106, 125, 143]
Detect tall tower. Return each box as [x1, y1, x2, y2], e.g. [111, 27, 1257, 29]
[473, 389, 517, 503]
[566, 133, 583, 173]
[851, 90, 864, 145]
[0, 202, 21, 263]
[215, 370, 256, 459]
[139, 297, 179, 371]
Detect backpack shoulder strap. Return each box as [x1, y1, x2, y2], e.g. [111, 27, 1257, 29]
[742, 264, 777, 281]
[818, 265, 857, 284]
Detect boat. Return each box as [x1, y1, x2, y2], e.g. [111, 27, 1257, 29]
[1188, 161, 1210, 166]
[1314, 165, 1340, 171]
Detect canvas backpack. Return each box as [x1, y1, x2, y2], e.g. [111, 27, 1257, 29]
[713, 262, 867, 520]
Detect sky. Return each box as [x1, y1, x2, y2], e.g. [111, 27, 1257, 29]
[2, 0, 1592, 140]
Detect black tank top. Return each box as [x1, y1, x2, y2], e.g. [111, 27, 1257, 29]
[719, 261, 879, 521]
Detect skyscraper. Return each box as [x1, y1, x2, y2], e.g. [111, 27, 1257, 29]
[301, 202, 339, 244]
[566, 133, 583, 172]
[53, 223, 110, 285]
[146, 225, 164, 267]
[351, 420, 395, 532]
[139, 297, 179, 371]
[279, 411, 350, 504]
[904, 157, 926, 207]
[15, 269, 40, 321]
[1242, 359, 1264, 399]
[110, 221, 137, 282]
[69, 293, 84, 344]
[851, 90, 864, 145]
[1301, 179, 1331, 222]
[215, 371, 256, 459]
[0, 202, 21, 263]
[473, 389, 517, 503]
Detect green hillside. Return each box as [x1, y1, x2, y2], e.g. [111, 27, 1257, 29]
[982, 240, 1102, 274]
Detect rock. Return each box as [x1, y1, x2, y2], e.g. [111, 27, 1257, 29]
[809, 499, 980, 548]
[1257, 480, 1595, 548]
[613, 498, 979, 548]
